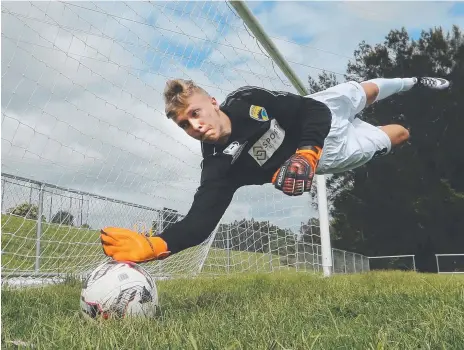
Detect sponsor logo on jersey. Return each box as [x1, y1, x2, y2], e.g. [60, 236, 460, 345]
[249, 105, 269, 122]
[248, 119, 285, 166]
[223, 141, 248, 164]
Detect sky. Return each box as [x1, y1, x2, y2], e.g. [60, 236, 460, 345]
[1, 0, 463, 233]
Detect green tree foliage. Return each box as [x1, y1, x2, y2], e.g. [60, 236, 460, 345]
[321, 26, 464, 272]
[51, 210, 75, 226]
[213, 219, 295, 253]
[6, 202, 46, 221]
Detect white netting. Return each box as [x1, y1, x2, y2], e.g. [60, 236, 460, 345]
[1, 1, 366, 280]
[1, 174, 209, 278]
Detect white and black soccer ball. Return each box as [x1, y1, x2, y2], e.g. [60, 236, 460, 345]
[80, 260, 158, 319]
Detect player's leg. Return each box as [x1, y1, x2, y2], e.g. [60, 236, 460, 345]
[352, 77, 449, 148]
[360, 78, 416, 106]
[357, 77, 449, 147]
[361, 77, 450, 106]
[306, 81, 367, 174]
[307, 80, 384, 174]
[316, 119, 396, 175]
[312, 77, 448, 174]
[378, 124, 410, 147]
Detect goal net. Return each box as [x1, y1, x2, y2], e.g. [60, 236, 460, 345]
[1, 1, 344, 281]
[435, 254, 464, 274]
[367, 255, 416, 272]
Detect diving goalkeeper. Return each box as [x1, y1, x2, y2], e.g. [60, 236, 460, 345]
[100, 77, 450, 262]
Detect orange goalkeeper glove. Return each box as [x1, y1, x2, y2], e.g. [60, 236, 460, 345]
[272, 146, 322, 196]
[100, 227, 170, 262]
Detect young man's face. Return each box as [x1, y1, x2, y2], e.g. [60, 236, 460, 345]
[173, 92, 230, 144]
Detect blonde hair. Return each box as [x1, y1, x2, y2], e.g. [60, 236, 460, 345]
[163, 79, 210, 119]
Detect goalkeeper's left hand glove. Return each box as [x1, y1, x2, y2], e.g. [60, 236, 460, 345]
[272, 146, 322, 196]
[100, 227, 170, 262]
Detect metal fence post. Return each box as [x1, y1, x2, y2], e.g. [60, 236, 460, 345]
[1, 178, 5, 212]
[29, 183, 33, 205]
[226, 225, 230, 273]
[331, 249, 335, 274]
[35, 183, 45, 274]
[344, 251, 347, 273]
[268, 229, 273, 272]
[86, 197, 90, 225]
[295, 239, 299, 272]
[80, 194, 84, 226]
[69, 195, 72, 224]
[49, 195, 53, 222]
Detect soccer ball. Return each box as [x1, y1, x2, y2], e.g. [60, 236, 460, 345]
[80, 260, 158, 319]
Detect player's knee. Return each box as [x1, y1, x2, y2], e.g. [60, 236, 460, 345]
[360, 82, 380, 105]
[397, 126, 410, 144]
[380, 124, 409, 146]
[391, 126, 410, 146]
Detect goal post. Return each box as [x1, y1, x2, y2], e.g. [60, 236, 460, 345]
[1, 0, 338, 281]
[435, 254, 464, 274]
[228, 0, 333, 277]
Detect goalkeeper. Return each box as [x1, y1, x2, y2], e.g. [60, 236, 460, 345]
[100, 77, 450, 262]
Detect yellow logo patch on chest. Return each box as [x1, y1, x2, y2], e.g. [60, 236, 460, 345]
[249, 105, 269, 122]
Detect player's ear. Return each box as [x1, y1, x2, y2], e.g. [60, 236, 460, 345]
[211, 96, 219, 110]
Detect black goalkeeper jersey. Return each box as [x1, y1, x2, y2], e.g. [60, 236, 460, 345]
[159, 86, 332, 254]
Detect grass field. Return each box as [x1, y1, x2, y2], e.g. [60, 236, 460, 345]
[2, 271, 464, 349]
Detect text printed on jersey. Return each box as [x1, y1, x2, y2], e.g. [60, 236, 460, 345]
[248, 119, 285, 166]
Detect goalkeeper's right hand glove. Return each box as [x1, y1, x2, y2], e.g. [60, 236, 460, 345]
[272, 146, 322, 196]
[100, 227, 170, 262]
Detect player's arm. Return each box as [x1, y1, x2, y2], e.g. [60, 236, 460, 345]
[100, 162, 239, 262]
[157, 175, 238, 255]
[295, 96, 332, 150]
[238, 87, 332, 196]
[272, 95, 331, 195]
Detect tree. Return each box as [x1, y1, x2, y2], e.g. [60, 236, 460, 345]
[6, 202, 46, 221]
[51, 210, 75, 226]
[324, 26, 464, 272]
[161, 207, 180, 231]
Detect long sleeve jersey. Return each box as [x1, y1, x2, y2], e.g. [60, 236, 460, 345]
[159, 86, 332, 254]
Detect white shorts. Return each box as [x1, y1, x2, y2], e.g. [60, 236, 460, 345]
[306, 81, 392, 175]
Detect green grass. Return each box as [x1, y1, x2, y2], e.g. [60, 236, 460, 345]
[2, 271, 464, 349]
[1, 214, 101, 273]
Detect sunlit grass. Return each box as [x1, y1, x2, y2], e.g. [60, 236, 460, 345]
[2, 271, 464, 349]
